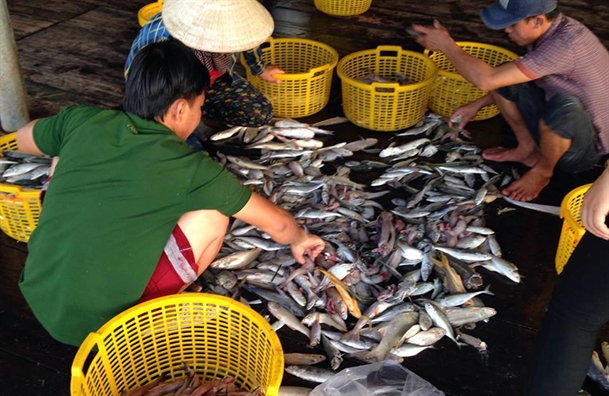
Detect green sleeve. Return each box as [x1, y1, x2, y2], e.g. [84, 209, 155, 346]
[186, 155, 252, 216]
[33, 106, 101, 157]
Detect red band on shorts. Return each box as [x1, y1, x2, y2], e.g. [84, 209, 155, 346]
[138, 224, 197, 303]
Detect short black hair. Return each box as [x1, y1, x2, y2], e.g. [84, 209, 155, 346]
[123, 39, 209, 120]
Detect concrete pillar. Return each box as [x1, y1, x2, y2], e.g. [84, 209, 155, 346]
[0, 0, 29, 132]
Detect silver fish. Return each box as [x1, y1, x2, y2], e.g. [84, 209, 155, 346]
[268, 302, 310, 337]
[209, 126, 245, 141]
[405, 327, 446, 346]
[284, 365, 336, 384]
[210, 248, 261, 270]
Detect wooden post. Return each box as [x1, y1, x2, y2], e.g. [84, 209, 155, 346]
[0, 0, 30, 132]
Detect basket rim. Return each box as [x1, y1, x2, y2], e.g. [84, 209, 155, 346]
[0, 131, 16, 144]
[77, 292, 281, 343]
[138, 2, 163, 26]
[336, 45, 438, 91]
[560, 183, 592, 222]
[425, 41, 519, 80]
[138, 2, 163, 14]
[248, 37, 339, 78]
[0, 183, 42, 196]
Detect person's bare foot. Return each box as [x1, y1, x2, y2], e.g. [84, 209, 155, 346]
[502, 167, 552, 202]
[482, 146, 540, 167]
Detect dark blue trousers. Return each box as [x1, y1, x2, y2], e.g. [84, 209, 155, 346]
[524, 226, 609, 395]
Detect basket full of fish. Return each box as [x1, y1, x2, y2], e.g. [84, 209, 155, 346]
[0, 133, 49, 242]
[200, 114, 524, 386]
[337, 45, 438, 132]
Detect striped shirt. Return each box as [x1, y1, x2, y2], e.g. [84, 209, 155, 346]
[515, 14, 609, 155]
[124, 12, 266, 78]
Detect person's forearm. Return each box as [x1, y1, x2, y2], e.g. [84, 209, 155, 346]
[259, 206, 308, 245]
[473, 93, 494, 108]
[441, 42, 497, 90]
[235, 193, 309, 245]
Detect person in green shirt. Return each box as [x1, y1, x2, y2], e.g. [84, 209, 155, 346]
[16, 39, 325, 347]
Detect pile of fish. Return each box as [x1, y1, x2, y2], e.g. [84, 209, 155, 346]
[197, 113, 522, 385]
[0, 150, 52, 188]
[359, 72, 415, 86]
[121, 363, 261, 396]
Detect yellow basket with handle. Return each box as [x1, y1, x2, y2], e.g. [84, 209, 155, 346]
[425, 42, 519, 120]
[242, 37, 339, 119]
[336, 46, 438, 132]
[0, 133, 42, 243]
[555, 184, 591, 274]
[137, 0, 163, 27]
[71, 293, 284, 396]
[314, 0, 372, 16]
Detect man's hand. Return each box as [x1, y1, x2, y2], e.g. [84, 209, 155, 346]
[449, 94, 494, 129]
[449, 104, 478, 130]
[412, 20, 455, 52]
[581, 169, 609, 240]
[259, 65, 284, 83]
[290, 232, 325, 265]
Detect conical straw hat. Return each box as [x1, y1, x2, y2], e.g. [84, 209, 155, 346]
[162, 0, 274, 53]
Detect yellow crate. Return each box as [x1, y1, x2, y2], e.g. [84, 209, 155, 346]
[71, 293, 284, 396]
[555, 184, 590, 274]
[336, 46, 438, 131]
[314, 0, 372, 16]
[242, 37, 339, 118]
[425, 42, 518, 120]
[137, 0, 163, 27]
[0, 133, 42, 243]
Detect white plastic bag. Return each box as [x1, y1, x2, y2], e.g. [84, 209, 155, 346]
[310, 361, 445, 396]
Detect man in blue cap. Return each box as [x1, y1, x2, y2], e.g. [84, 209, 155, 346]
[412, 0, 609, 202]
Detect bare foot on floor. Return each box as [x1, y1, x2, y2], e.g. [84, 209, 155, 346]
[482, 146, 540, 167]
[502, 168, 551, 202]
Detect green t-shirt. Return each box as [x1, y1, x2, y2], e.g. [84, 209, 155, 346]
[19, 106, 251, 346]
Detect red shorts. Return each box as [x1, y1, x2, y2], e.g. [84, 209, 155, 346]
[138, 224, 198, 303]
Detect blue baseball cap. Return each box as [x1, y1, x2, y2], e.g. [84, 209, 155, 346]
[480, 0, 557, 30]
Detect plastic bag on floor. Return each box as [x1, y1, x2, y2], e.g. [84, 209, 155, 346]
[310, 361, 444, 396]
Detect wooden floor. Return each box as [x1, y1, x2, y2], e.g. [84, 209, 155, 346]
[2, 0, 609, 395]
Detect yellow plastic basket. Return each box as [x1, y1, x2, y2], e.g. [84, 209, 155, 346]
[336, 46, 438, 131]
[425, 42, 519, 120]
[137, 0, 163, 27]
[555, 184, 590, 274]
[0, 133, 42, 243]
[242, 37, 339, 118]
[71, 293, 284, 396]
[314, 0, 372, 16]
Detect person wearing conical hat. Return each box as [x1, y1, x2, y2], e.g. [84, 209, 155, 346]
[125, 0, 284, 128]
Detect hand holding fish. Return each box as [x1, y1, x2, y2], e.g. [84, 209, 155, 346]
[290, 230, 326, 265]
[259, 64, 285, 83]
[449, 94, 494, 130]
[233, 193, 325, 264]
[411, 19, 456, 53]
[581, 168, 609, 240]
